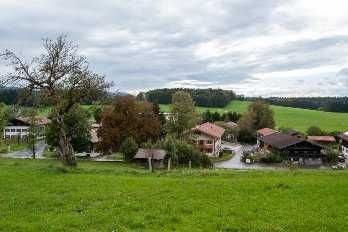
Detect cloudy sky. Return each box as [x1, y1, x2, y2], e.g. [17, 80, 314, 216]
[1, 0, 348, 96]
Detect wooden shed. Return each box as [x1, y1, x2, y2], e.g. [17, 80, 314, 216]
[134, 148, 166, 168]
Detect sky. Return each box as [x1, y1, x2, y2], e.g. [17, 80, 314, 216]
[0, 0, 348, 97]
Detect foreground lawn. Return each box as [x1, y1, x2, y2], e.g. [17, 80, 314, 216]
[0, 159, 348, 231]
[160, 100, 348, 132]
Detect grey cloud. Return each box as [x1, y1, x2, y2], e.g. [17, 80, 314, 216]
[1, 0, 348, 96]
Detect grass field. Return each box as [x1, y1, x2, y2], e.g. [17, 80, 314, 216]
[160, 100, 348, 132]
[0, 158, 348, 231]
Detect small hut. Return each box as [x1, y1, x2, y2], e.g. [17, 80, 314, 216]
[134, 148, 166, 168]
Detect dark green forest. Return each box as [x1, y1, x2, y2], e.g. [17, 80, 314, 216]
[141, 88, 236, 107]
[245, 97, 348, 113]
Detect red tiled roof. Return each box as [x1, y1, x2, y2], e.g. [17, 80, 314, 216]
[307, 136, 336, 142]
[193, 122, 225, 138]
[257, 128, 278, 137]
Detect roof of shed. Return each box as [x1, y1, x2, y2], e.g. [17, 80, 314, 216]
[134, 149, 166, 160]
[307, 136, 336, 142]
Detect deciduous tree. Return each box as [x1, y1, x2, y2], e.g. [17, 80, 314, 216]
[1, 35, 109, 166]
[166, 91, 199, 137]
[99, 96, 162, 153]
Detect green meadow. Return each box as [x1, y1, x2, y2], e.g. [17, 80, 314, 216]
[0, 158, 347, 231]
[160, 100, 348, 132]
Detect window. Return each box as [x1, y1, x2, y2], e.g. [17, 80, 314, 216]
[10, 129, 15, 132]
[199, 140, 204, 145]
[206, 140, 213, 145]
[5, 129, 10, 132]
[16, 129, 21, 132]
[22, 129, 27, 132]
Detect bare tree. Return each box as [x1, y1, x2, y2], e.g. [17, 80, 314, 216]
[1, 35, 110, 166]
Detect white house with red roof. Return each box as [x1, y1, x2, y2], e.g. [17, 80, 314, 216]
[189, 122, 225, 157]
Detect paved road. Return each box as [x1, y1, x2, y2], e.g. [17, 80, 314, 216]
[216, 142, 278, 169]
[0, 142, 47, 159]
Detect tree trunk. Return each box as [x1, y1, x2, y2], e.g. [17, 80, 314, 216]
[56, 116, 76, 167]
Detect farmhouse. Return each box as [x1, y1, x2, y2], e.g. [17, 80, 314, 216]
[3, 116, 50, 140]
[307, 136, 336, 146]
[134, 148, 166, 168]
[338, 132, 348, 156]
[259, 132, 324, 163]
[188, 122, 225, 157]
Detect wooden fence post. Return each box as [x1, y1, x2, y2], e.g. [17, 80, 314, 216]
[148, 157, 152, 172]
[167, 157, 171, 171]
[189, 160, 192, 169]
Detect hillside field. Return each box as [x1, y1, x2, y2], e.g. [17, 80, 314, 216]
[0, 158, 348, 231]
[160, 100, 348, 132]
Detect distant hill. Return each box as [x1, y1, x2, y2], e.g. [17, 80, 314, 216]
[160, 100, 348, 132]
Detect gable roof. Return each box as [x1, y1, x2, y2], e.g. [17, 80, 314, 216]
[134, 149, 166, 160]
[257, 128, 278, 137]
[307, 136, 336, 143]
[192, 122, 225, 138]
[261, 133, 303, 149]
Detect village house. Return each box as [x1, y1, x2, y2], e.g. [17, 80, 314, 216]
[338, 132, 348, 157]
[188, 122, 225, 157]
[3, 116, 50, 140]
[258, 130, 324, 164]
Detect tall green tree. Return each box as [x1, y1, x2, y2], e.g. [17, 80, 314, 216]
[0, 103, 8, 135]
[166, 91, 199, 137]
[238, 101, 275, 141]
[46, 105, 91, 153]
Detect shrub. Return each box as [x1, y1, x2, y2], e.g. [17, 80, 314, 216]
[120, 137, 138, 161]
[148, 135, 212, 167]
[259, 151, 283, 163]
[306, 126, 323, 136]
[324, 148, 339, 164]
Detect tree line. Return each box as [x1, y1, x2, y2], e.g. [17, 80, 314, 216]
[245, 97, 348, 113]
[139, 88, 236, 107]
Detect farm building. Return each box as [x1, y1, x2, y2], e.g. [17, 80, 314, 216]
[3, 116, 50, 140]
[134, 148, 166, 168]
[259, 132, 324, 164]
[188, 122, 225, 157]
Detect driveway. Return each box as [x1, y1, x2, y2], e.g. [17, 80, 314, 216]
[216, 142, 276, 169]
[0, 142, 47, 159]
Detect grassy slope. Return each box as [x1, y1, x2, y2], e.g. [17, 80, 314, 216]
[1, 158, 348, 231]
[160, 100, 348, 132]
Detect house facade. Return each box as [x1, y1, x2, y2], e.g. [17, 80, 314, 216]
[189, 122, 225, 157]
[338, 132, 348, 157]
[3, 117, 50, 140]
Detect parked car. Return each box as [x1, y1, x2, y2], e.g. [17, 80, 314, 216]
[338, 155, 346, 163]
[331, 163, 346, 170]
